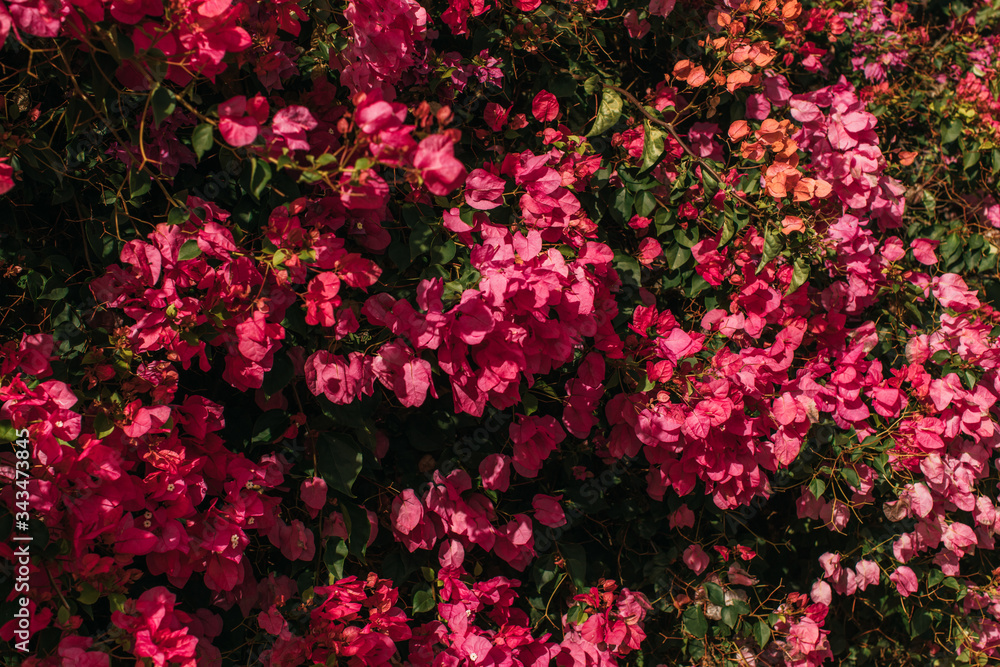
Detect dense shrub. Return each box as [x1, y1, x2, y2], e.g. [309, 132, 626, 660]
[2, 0, 1000, 664]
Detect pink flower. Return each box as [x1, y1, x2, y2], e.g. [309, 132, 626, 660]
[439, 539, 465, 568]
[854, 560, 880, 591]
[810, 580, 832, 606]
[531, 90, 559, 123]
[392, 489, 424, 532]
[8, 0, 68, 37]
[823, 499, 850, 533]
[669, 505, 695, 530]
[624, 10, 651, 38]
[219, 95, 269, 147]
[819, 552, 842, 579]
[910, 238, 939, 265]
[54, 636, 111, 667]
[629, 215, 652, 230]
[300, 477, 328, 518]
[0, 157, 15, 194]
[943, 522, 978, 554]
[372, 340, 435, 408]
[509, 415, 566, 478]
[889, 565, 918, 597]
[271, 105, 318, 150]
[636, 237, 662, 266]
[258, 606, 288, 635]
[464, 168, 506, 209]
[683, 544, 709, 575]
[413, 134, 467, 195]
[787, 617, 825, 655]
[532, 494, 566, 527]
[303, 272, 342, 328]
[649, 0, 675, 17]
[484, 103, 510, 132]
[110, 0, 162, 24]
[277, 519, 316, 561]
[932, 273, 980, 311]
[480, 453, 511, 492]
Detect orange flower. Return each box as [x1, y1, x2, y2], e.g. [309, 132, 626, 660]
[781, 216, 806, 234]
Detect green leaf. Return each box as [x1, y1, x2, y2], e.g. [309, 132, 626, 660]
[192, 124, 214, 160]
[963, 149, 981, 171]
[560, 543, 588, 592]
[78, 583, 100, 606]
[654, 208, 674, 236]
[410, 222, 435, 261]
[673, 228, 698, 247]
[167, 206, 189, 226]
[150, 85, 176, 127]
[721, 604, 740, 628]
[93, 412, 115, 439]
[683, 606, 708, 637]
[635, 190, 656, 217]
[753, 620, 771, 648]
[262, 353, 295, 395]
[665, 244, 691, 270]
[840, 467, 861, 489]
[566, 603, 587, 625]
[786, 258, 810, 295]
[37, 276, 68, 301]
[0, 421, 18, 443]
[341, 501, 371, 559]
[940, 234, 961, 262]
[245, 159, 272, 201]
[718, 217, 736, 249]
[430, 239, 457, 265]
[57, 605, 71, 625]
[757, 228, 782, 275]
[941, 119, 963, 144]
[128, 169, 151, 201]
[412, 587, 436, 614]
[178, 239, 202, 261]
[316, 433, 364, 497]
[911, 609, 932, 637]
[705, 582, 726, 607]
[922, 190, 936, 215]
[610, 188, 633, 224]
[685, 274, 710, 298]
[613, 252, 642, 291]
[251, 410, 288, 446]
[587, 88, 623, 137]
[109, 593, 127, 612]
[808, 477, 826, 500]
[701, 168, 720, 199]
[641, 121, 668, 171]
[324, 537, 349, 581]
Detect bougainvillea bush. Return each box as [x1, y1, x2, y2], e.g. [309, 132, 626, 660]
[3, 0, 1000, 663]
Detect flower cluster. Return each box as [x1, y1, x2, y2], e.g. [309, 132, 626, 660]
[6, 0, 1000, 664]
